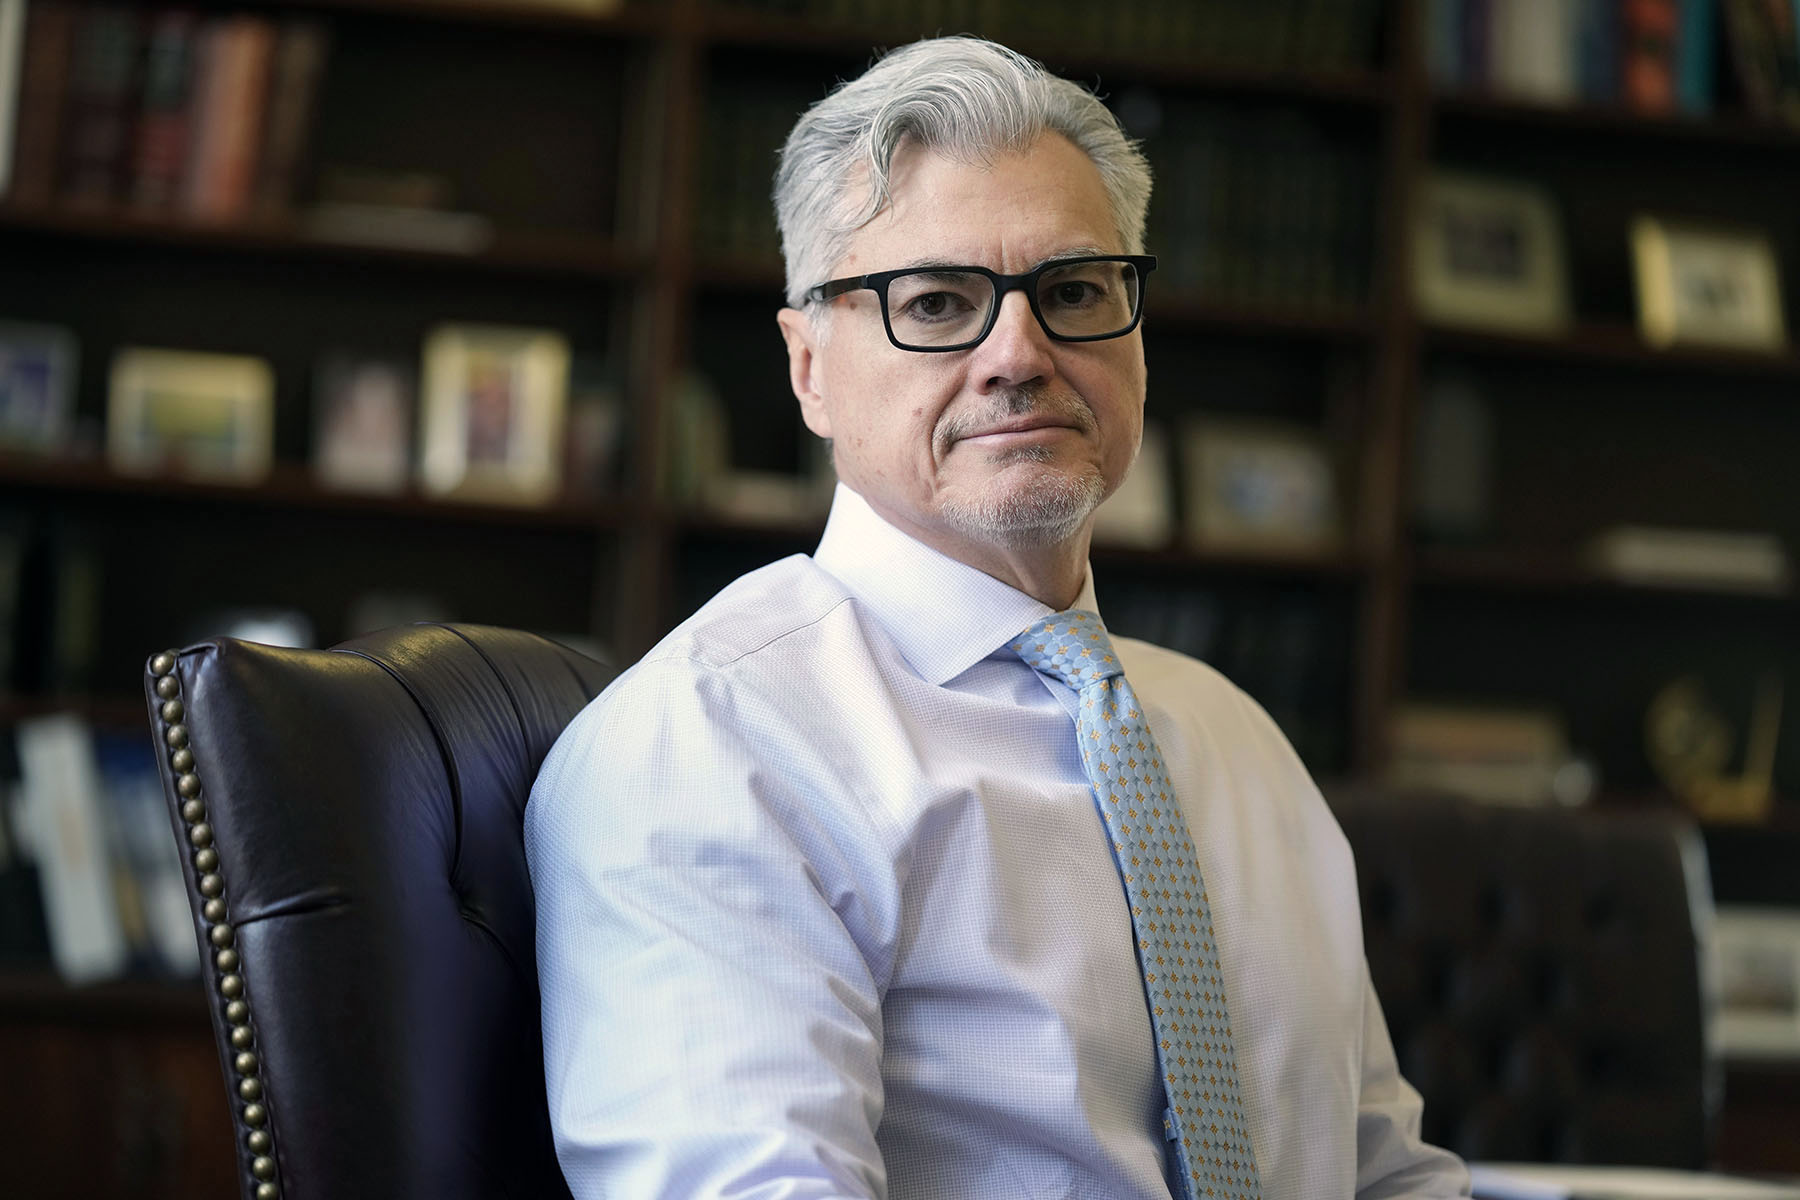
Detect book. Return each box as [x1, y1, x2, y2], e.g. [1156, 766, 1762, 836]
[0, 0, 25, 197]
[59, 3, 141, 207]
[1492, 0, 1581, 103]
[6, 0, 77, 206]
[1586, 525, 1791, 591]
[1677, 0, 1719, 113]
[1622, 0, 1681, 112]
[1723, 0, 1800, 123]
[252, 18, 329, 217]
[181, 14, 277, 221]
[14, 714, 128, 983]
[128, 7, 199, 211]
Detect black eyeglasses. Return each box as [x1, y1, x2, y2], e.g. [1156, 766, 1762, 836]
[804, 254, 1157, 353]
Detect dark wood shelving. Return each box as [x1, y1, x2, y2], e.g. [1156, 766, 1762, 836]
[262, 0, 671, 37]
[698, 6, 1393, 107]
[1414, 546, 1797, 606]
[0, 970, 210, 1028]
[0, 202, 651, 282]
[0, 455, 639, 532]
[1095, 538, 1365, 578]
[1432, 90, 1800, 152]
[1424, 321, 1800, 380]
[0, 693, 152, 730]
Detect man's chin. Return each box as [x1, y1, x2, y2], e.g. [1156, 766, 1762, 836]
[937, 467, 1106, 548]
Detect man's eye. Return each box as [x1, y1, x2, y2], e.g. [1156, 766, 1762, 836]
[1047, 280, 1101, 308]
[904, 292, 969, 319]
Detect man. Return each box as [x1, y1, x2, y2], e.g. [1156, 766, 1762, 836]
[526, 35, 1469, 1200]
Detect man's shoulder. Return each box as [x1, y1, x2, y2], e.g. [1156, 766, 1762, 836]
[641, 553, 856, 672]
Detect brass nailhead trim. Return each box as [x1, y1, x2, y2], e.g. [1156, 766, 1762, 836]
[150, 648, 278, 1198]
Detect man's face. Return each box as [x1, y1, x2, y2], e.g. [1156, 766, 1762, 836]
[777, 132, 1147, 565]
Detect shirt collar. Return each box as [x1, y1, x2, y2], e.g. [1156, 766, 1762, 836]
[813, 483, 1100, 686]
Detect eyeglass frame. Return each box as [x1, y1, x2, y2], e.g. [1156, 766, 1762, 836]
[802, 253, 1159, 353]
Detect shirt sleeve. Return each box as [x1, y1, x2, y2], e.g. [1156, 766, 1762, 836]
[1354, 966, 1473, 1199]
[525, 654, 895, 1200]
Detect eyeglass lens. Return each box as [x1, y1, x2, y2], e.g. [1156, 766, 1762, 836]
[884, 260, 1142, 348]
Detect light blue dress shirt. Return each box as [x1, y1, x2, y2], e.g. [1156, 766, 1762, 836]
[526, 484, 1469, 1200]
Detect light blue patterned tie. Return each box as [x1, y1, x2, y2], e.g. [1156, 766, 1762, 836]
[1012, 610, 1262, 1200]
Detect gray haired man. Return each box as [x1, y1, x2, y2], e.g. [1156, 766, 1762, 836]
[527, 35, 1470, 1200]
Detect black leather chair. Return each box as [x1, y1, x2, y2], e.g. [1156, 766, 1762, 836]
[1334, 791, 1718, 1168]
[143, 623, 613, 1200]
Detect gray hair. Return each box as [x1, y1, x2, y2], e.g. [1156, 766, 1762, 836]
[774, 36, 1152, 310]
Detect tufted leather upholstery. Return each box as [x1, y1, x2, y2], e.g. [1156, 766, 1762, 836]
[143, 624, 613, 1200]
[1335, 792, 1717, 1168]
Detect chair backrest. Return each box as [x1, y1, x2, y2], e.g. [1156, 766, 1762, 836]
[143, 623, 614, 1200]
[1334, 792, 1718, 1168]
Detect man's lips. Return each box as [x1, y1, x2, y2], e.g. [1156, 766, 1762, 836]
[955, 419, 1079, 443]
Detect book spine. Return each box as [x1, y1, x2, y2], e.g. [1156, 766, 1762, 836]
[128, 8, 197, 212]
[1675, 0, 1717, 113]
[1578, 0, 1623, 102]
[0, 0, 25, 197]
[251, 19, 329, 218]
[58, 3, 141, 207]
[1621, 0, 1680, 112]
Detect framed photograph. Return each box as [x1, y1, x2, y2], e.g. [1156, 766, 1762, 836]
[418, 324, 569, 505]
[1092, 419, 1174, 549]
[1631, 216, 1788, 352]
[1181, 418, 1342, 552]
[1713, 906, 1800, 1060]
[0, 321, 78, 454]
[1413, 171, 1570, 334]
[106, 348, 275, 482]
[313, 352, 413, 494]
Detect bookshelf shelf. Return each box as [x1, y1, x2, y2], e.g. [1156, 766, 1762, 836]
[0, 693, 153, 729]
[1424, 322, 1800, 381]
[697, 7, 1393, 107]
[1096, 540, 1366, 579]
[1413, 547, 1797, 608]
[1431, 91, 1800, 153]
[0, 202, 651, 282]
[0, 456, 637, 533]
[1153, 295, 1377, 342]
[0, 970, 209, 1027]
[272, 0, 671, 38]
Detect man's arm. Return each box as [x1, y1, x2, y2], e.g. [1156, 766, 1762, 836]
[1354, 967, 1472, 1198]
[526, 656, 894, 1200]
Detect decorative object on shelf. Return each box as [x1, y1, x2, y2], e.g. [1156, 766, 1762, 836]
[419, 323, 570, 506]
[1722, 0, 1800, 125]
[1412, 371, 1493, 543]
[105, 346, 275, 483]
[1647, 672, 1783, 824]
[563, 356, 627, 500]
[1413, 170, 1570, 335]
[312, 352, 414, 494]
[1712, 906, 1800, 1061]
[1630, 216, 1788, 352]
[1387, 702, 1594, 808]
[1180, 417, 1341, 552]
[0, 319, 77, 453]
[1586, 525, 1792, 592]
[1092, 419, 1174, 549]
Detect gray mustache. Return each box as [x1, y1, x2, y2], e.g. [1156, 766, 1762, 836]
[935, 384, 1096, 453]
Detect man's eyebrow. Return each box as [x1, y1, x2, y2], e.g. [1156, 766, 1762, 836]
[890, 247, 1108, 272]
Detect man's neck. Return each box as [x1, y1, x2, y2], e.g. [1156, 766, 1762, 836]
[869, 499, 1093, 610]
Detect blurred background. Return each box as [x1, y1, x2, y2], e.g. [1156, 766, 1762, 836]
[0, 0, 1797, 1195]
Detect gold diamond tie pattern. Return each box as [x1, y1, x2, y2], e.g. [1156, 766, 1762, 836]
[1012, 610, 1262, 1200]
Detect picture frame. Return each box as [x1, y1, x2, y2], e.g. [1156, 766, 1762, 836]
[1631, 216, 1788, 352]
[1413, 171, 1570, 335]
[1713, 906, 1800, 1060]
[313, 352, 414, 494]
[1181, 418, 1342, 552]
[106, 348, 275, 482]
[1092, 419, 1174, 549]
[0, 321, 79, 454]
[418, 323, 570, 505]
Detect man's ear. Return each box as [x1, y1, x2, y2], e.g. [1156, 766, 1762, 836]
[777, 307, 832, 439]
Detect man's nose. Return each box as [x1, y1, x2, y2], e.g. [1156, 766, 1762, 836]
[973, 290, 1055, 391]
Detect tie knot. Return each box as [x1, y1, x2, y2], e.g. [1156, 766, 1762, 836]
[1010, 609, 1122, 690]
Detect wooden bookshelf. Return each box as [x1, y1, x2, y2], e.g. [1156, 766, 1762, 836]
[4, 0, 1800, 1179]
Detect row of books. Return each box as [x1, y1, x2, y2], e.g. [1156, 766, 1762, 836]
[0, 713, 192, 983]
[1428, 0, 1800, 124]
[0, 1, 329, 218]
[694, 83, 798, 267]
[1140, 102, 1374, 309]
[720, 0, 1385, 70]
